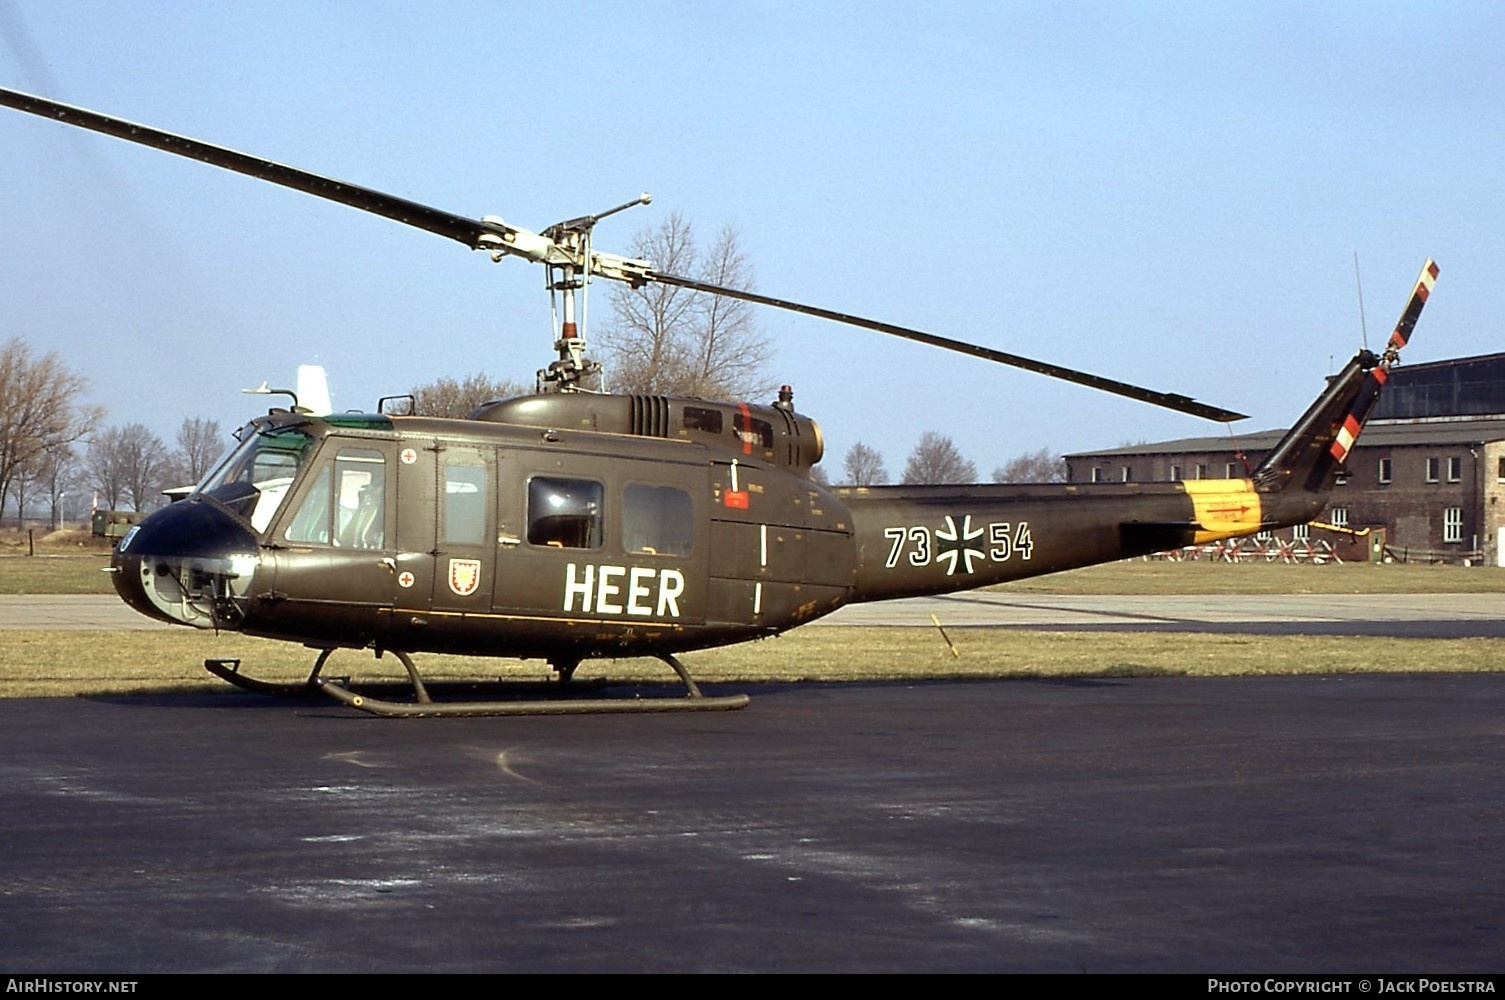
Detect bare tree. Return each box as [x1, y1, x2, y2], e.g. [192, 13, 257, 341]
[86, 423, 169, 512]
[601, 213, 774, 399]
[38, 446, 81, 530]
[841, 442, 889, 486]
[9, 451, 40, 524]
[410, 372, 527, 418]
[685, 225, 773, 396]
[0, 338, 100, 519]
[901, 432, 977, 485]
[85, 429, 129, 511]
[992, 447, 1066, 484]
[174, 417, 224, 485]
[8, 444, 80, 528]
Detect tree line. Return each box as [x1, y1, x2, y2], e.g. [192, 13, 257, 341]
[839, 437, 1065, 487]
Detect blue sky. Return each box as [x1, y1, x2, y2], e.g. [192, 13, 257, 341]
[2, 1, 1501, 477]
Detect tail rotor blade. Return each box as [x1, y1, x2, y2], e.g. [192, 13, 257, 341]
[1385, 258, 1440, 356]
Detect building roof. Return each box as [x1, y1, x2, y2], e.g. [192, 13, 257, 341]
[1373, 351, 1505, 420]
[1067, 353, 1505, 460]
[1066, 417, 1505, 459]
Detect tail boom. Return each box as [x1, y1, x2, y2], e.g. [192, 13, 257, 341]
[839, 259, 1437, 603]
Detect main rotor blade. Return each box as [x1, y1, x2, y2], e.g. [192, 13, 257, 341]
[648, 271, 1249, 422]
[0, 86, 494, 249]
[0, 85, 1249, 421]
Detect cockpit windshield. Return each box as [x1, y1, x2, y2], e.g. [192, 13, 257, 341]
[195, 423, 316, 532]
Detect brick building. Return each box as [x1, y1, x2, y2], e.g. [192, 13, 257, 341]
[1064, 353, 1505, 566]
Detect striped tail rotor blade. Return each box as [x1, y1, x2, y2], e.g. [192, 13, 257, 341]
[1387, 258, 1440, 354]
[1330, 259, 1439, 463]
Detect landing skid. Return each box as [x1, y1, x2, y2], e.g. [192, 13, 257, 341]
[204, 649, 749, 717]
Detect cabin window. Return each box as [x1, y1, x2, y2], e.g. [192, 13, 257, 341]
[1378, 458, 1392, 484]
[1447, 456, 1463, 483]
[1443, 507, 1463, 543]
[622, 484, 694, 556]
[528, 477, 604, 549]
[1425, 457, 1440, 483]
[683, 406, 723, 435]
[283, 447, 386, 549]
[443, 461, 488, 547]
[733, 411, 774, 449]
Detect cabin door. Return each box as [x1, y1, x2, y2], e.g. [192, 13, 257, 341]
[393, 442, 496, 615]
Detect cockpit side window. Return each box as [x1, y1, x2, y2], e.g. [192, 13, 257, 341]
[443, 461, 488, 547]
[283, 447, 387, 549]
[196, 426, 315, 531]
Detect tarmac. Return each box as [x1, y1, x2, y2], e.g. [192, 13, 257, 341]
[0, 675, 1500, 973]
[0, 591, 1501, 972]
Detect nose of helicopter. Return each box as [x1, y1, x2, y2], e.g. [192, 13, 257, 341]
[111, 497, 262, 629]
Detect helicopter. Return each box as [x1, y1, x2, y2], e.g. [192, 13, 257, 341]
[0, 86, 1438, 717]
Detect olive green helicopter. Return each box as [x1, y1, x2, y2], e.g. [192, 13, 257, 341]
[0, 87, 1438, 717]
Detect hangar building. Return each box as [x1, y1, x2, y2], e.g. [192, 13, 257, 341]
[1064, 353, 1505, 566]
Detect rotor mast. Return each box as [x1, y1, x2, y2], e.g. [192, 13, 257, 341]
[482, 192, 653, 391]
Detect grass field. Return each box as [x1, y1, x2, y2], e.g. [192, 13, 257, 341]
[2, 627, 1500, 699]
[3, 527, 1502, 699]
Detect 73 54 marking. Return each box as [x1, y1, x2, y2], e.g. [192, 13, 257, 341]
[883, 516, 1035, 575]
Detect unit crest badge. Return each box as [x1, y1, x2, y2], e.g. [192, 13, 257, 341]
[448, 558, 482, 596]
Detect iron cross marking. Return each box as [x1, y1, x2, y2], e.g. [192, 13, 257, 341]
[934, 514, 986, 575]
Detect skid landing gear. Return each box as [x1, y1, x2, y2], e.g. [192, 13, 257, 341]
[204, 649, 749, 717]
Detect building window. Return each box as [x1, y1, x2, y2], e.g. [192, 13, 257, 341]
[1120, 465, 1133, 483]
[1194, 464, 1207, 480]
[1378, 458, 1392, 484]
[1447, 456, 1462, 483]
[1444, 507, 1463, 543]
[1330, 507, 1349, 528]
[1225, 462, 1239, 478]
[1425, 457, 1440, 483]
[1090, 468, 1104, 483]
[1169, 464, 1182, 481]
[1293, 523, 1309, 541]
[1498, 456, 1505, 483]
